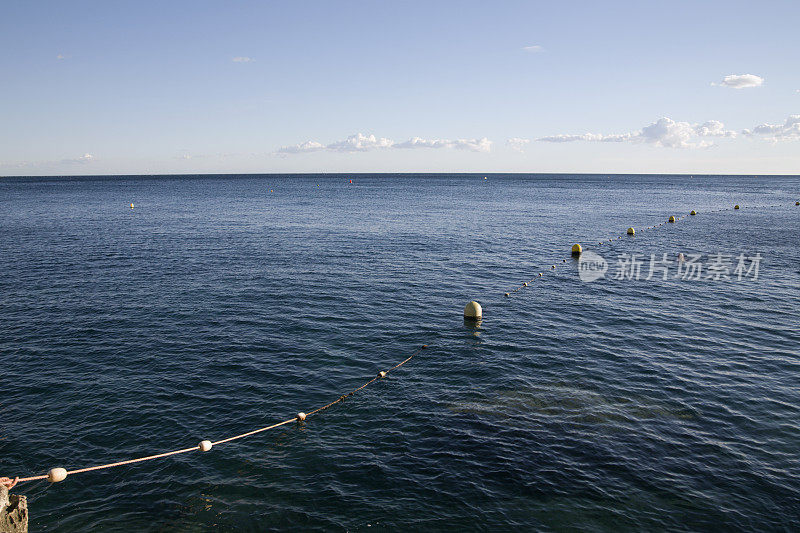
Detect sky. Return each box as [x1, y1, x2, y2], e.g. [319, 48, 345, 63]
[1, 0, 799, 176]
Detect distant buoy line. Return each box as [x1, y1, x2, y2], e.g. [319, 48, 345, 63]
[9, 346, 428, 485]
[499, 201, 797, 298]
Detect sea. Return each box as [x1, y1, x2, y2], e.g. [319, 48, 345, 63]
[1, 173, 798, 531]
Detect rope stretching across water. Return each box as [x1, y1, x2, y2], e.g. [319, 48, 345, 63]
[6, 201, 797, 486]
[499, 202, 795, 297]
[10, 345, 427, 484]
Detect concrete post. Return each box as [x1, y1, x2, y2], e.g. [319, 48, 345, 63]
[0, 486, 27, 533]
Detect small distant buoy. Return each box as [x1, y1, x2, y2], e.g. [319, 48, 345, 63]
[130, 203, 134, 209]
[378, 371, 387, 378]
[538, 273, 543, 277]
[505, 292, 510, 297]
[523, 282, 528, 287]
[677, 253, 686, 262]
[690, 210, 696, 215]
[668, 216, 676, 223]
[795, 201, 799, 205]
[48, 467, 68, 483]
[627, 227, 635, 235]
[297, 412, 307, 421]
[198, 440, 212, 452]
[551, 265, 555, 269]
[571, 243, 582, 255]
[349, 179, 353, 184]
[484, 176, 487, 180]
[270, 189, 273, 192]
[464, 301, 482, 319]
[563, 259, 566, 262]
[734, 204, 740, 209]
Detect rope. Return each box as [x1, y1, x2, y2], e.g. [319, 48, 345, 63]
[500, 201, 796, 297]
[6, 200, 796, 486]
[9, 345, 428, 485]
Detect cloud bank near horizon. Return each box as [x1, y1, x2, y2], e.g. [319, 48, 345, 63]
[742, 115, 800, 141]
[0, 153, 95, 171]
[508, 115, 799, 151]
[533, 118, 736, 149]
[277, 133, 493, 154]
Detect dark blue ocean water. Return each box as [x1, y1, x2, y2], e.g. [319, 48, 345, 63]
[1, 174, 798, 531]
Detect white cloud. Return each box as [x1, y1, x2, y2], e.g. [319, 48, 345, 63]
[638, 118, 705, 148]
[715, 74, 764, 89]
[743, 115, 800, 141]
[232, 56, 254, 63]
[327, 133, 394, 152]
[1, 153, 94, 170]
[392, 137, 492, 152]
[538, 132, 633, 143]
[522, 45, 543, 53]
[506, 138, 531, 152]
[453, 137, 492, 152]
[393, 137, 453, 149]
[276, 140, 326, 154]
[536, 117, 739, 149]
[694, 120, 737, 138]
[62, 153, 94, 163]
[276, 133, 493, 154]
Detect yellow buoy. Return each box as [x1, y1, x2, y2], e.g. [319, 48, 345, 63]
[464, 301, 482, 319]
[734, 204, 740, 209]
[378, 371, 387, 378]
[505, 293, 510, 297]
[668, 216, 675, 223]
[627, 227, 635, 235]
[690, 210, 696, 215]
[130, 203, 134, 209]
[571, 243, 582, 255]
[523, 282, 528, 287]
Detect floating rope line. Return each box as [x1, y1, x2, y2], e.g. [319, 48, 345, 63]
[5, 201, 798, 487]
[8, 345, 428, 485]
[500, 202, 797, 297]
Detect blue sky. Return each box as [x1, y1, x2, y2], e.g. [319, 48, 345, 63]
[1, 0, 799, 175]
